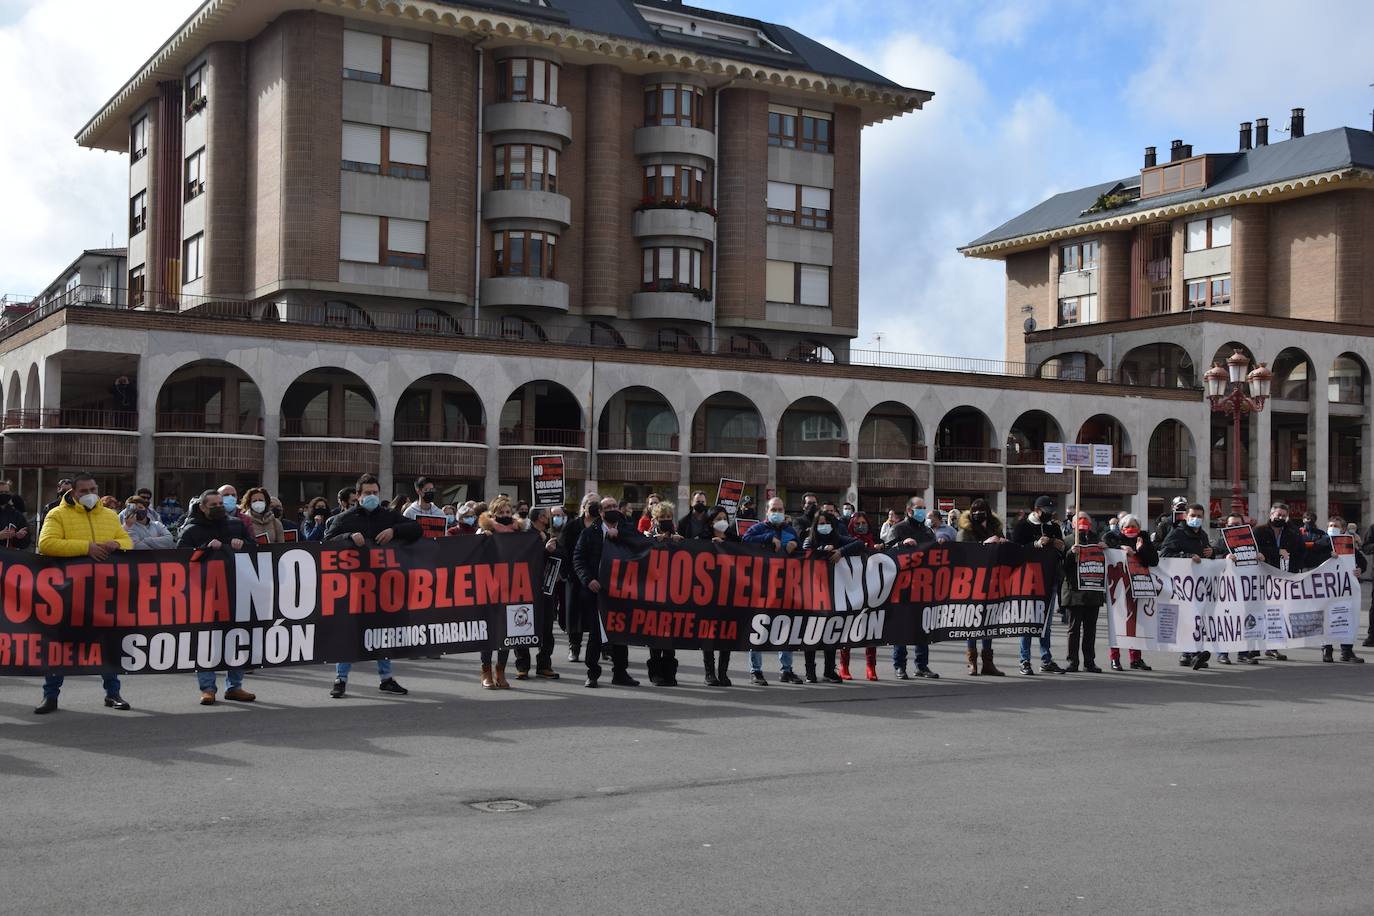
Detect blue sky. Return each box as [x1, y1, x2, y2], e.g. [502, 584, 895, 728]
[2, 0, 1372, 359]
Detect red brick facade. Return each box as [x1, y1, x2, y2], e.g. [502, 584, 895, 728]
[428, 35, 476, 298]
[715, 88, 768, 323]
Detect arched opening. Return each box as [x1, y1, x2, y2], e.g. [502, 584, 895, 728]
[1329, 353, 1366, 405]
[785, 340, 836, 364]
[728, 333, 770, 358]
[281, 368, 378, 439]
[1117, 343, 1196, 388]
[935, 406, 997, 463]
[598, 386, 678, 451]
[4, 370, 20, 423]
[393, 375, 485, 443]
[1005, 410, 1063, 465]
[23, 363, 39, 412]
[1148, 419, 1195, 481]
[779, 396, 846, 458]
[500, 316, 547, 343]
[1038, 352, 1105, 383]
[1270, 347, 1313, 402]
[656, 327, 701, 354]
[691, 392, 765, 455]
[1076, 414, 1133, 466]
[1210, 341, 1256, 373]
[858, 402, 924, 460]
[324, 300, 375, 330]
[500, 380, 583, 448]
[589, 320, 627, 348]
[156, 360, 263, 435]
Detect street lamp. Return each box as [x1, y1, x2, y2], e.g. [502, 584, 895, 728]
[1205, 350, 1272, 518]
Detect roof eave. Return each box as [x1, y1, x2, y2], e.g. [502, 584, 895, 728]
[958, 167, 1374, 259]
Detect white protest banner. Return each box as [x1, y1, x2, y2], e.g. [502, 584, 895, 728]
[1043, 443, 1065, 475]
[1091, 444, 1113, 476]
[1104, 550, 1360, 652]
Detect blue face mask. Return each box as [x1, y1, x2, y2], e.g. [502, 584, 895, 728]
[462, 515, 477, 527]
[552, 515, 566, 528]
[221, 495, 237, 512]
[817, 524, 833, 536]
[360, 494, 381, 512]
[767, 511, 785, 525]
[912, 508, 927, 523]
[1186, 516, 1203, 529]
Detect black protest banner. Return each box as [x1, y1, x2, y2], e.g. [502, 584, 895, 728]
[1076, 545, 1106, 591]
[716, 478, 744, 519]
[1222, 526, 1259, 566]
[596, 539, 1056, 649]
[531, 454, 565, 508]
[0, 534, 547, 676]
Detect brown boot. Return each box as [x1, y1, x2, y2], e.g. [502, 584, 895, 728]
[965, 648, 979, 675]
[199, 690, 216, 705]
[980, 647, 1005, 676]
[494, 663, 512, 689]
[223, 687, 256, 702]
[480, 663, 496, 689]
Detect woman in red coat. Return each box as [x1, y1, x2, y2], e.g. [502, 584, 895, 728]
[838, 511, 880, 681]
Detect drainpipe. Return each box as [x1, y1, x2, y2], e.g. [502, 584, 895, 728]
[472, 42, 488, 331]
[709, 79, 735, 354]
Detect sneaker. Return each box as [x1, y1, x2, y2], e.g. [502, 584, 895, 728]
[750, 671, 768, 686]
[583, 676, 598, 688]
[536, 669, 561, 680]
[893, 668, 910, 680]
[1018, 660, 1035, 675]
[378, 678, 408, 695]
[1040, 660, 1064, 674]
[1362, 637, 1374, 648]
[1191, 651, 1211, 670]
[514, 670, 530, 681]
[915, 666, 939, 680]
[1179, 654, 1194, 666]
[1264, 650, 1288, 661]
[1217, 653, 1232, 665]
[779, 670, 804, 685]
[610, 672, 640, 687]
[803, 670, 819, 683]
[1321, 646, 1335, 663]
[1239, 653, 1259, 665]
[1129, 658, 1152, 671]
[1110, 659, 1124, 671]
[822, 671, 844, 684]
[1084, 663, 1103, 673]
[1064, 661, 1080, 672]
[1340, 651, 1365, 664]
[329, 679, 347, 698]
[567, 648, 580, 663]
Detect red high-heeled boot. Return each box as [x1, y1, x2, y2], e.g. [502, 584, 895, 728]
[837, 648, 853, 680]
[864, 646, 878, 681]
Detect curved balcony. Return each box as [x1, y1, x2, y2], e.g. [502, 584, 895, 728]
[392, 423, 488, 479]
[1, 408, 138, 470]
[154, 412, 265, 472]
[596, 432, 680, 484]
[857, 444, 930, 491]
[277, 417, 380, 476]
[632, 206, 716, 244]
[777, 457, 850, 490]
[480, 277, 569, 312]
[933, 446, 1005, 493]
[631, 290, 712, 323]
[498, 426, 588, 483]
[484, 102, 573, 145]
[483, 189, 572, 231]
[634, 126, 715, 163]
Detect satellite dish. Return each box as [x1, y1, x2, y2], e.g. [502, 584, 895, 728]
[1023, 317, 1037, 334]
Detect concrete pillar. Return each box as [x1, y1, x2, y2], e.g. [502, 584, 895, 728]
[40, 359, 60, 411]
[677, 409, 692, 505]
[377, 409, 394, 498]
[261, 410, 280, 496]
[1310, 393, 1330, 523]
[847, 420, 860, 506]
[135, 364, 157, 491]
[1192, 414, 1212, 523]
[483, 419, 500, 501]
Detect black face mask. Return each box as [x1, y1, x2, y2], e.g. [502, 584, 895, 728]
[495, 516, 515, 526]
[693, 503, 706, 513]
[207, 506, 227, 521]
[135, 509, 148, 521]
[604, 510, 623, 525]
[271, 507, 283, 518]
[659, 520, 676, 534]
[972, 512, 988, 523]
[588, 505, 601, 519]
[0, 494, 10, 507]
[421, 490, 436, 503]
[1271, 517, 1287, 528]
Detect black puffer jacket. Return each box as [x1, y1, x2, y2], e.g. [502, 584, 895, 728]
[324, 504, 422, 545]
[177, 504, 250, 549]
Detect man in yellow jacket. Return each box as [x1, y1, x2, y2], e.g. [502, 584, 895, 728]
[34, 472, 133, 715]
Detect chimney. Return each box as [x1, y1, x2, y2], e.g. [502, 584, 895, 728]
[1169, 139, 1185, 162]
[1239, 121, 1252, 150]
[1144, 146, 1156, 168]
[1256, 117, 1269, 146]
[1289, 107, 1305, 139]
[1180, 143, 1193, 159]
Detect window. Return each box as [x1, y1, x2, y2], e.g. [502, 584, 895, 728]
[340, 213, 381, 263]
[130, 117, 148, 163]
[766, 182, 831, 229]
[385, 218, 427, 269]
[185, 65, 206, 116]
[1059, 239, 1099, 272]
[341, 123, 429, 180]
[767, 260, 830, 306]
[641, 247, 704, 292]
[128, 265, 145, 306]
[494, 144, 559, 192]
[185, 148, 205, 201]
[800, 414, 842, 440]
[129, 191, 147, 235]
[496, 58, 559, 104]
[1187, 274, 1232, 310]
[343, 31, 430, 89]
[642, 164, 707, 206]
[769, 105, 832, 152]
[1186, 214, 1232, 251]
[644, 83, 705, 128]
[493, 230, 558, 278]
[1058, 294, 1099, 326]
[183, 233, 205, 283]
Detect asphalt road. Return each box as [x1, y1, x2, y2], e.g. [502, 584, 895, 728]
[2, 635, 1371, 916]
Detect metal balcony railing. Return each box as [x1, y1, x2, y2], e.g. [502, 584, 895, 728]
[691, 435, 767, 455]
[857, 442, 928, 461]
[156, 412, 264, 435]
[3, 408, 137, 431]
[393, 422, 486, 444]
[499, 426, 586, 448]
[280, 417, 380, 440]
[934, 446, 1002, 463]
[598, 431, 679, 451]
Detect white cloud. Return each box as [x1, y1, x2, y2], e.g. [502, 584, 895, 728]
[0, 0, 187, 296]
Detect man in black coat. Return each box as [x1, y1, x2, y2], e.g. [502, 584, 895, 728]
[1252, 501, 1306, 572]
[0, 489, 32, 551]
[678, 490, 714, 540]
[559, 495, 600, 661]
[884, 495, 936, 548]
[323, 474, 420, 698]
[177, 490, 255, 703]
[1009, 495, 1066, 675]
[573, 495, 648, 688]
[1160, 502, 1215, 669]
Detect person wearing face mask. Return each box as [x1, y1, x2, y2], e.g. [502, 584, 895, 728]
[1160, 503, 1216, 669]
[802, 510, 863, 684]
[403, 476, 448, 526]
[0, 486, 32, 552]
[838, 511, 881, 681]
[302, 497, 332, 541]
[637, 493, 661, 534]
[1212, 512, 1253, 665]
[242, 486, 284, 544]
[177, 490, 257, 704]
[957, 498, 1007, 676]
[1061, 512, 1106, 672]
[0, 477, 28, 516]
[448, 501, 482, 536]
[324, 474, 421, 699]
[885, 496, 936, 548]
[270, 498, 297, 536]
[926, 509, 958, 545]
[1152, 496, 1190, 549]
[216, 484, 253, 530]
[38, 477, 74, 537]
[559, 494, 602, 663]
[573, 496, 646, 688]
[1250, 501, 1305, 661]
[526, 506, 564, 680]
[800, 492, 820, 526]
[122, 495, 174, 549]
[1297, 512, 1322, 555]
[33, 473, 133, 715]
[742, 497, 804, 685]
[880, 509, 901, 544]
[699, 505, 739, 686]
[1103, 514, 1156, 671]
[678, 490, 714, 540]
[1301, 515, 1366, 664]
[643, 502, 686, 686]
[1010, 496, 1066, 675]
[838, 502, 856, 534]
[476, 496, 526, 688]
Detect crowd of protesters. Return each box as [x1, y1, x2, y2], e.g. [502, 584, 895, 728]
[6, 473, 1371, 716]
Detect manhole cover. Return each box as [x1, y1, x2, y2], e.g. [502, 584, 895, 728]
[470, 799, 534, 813]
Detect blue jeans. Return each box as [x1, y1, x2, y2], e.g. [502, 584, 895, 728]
[43, 674, 121, 700]
[335, 659, 392, 681]
[1020, 620, 1054, 663]
[891, 644, 929, 670]
[196, 669, 245, 692]
[748, 650, 794, 673]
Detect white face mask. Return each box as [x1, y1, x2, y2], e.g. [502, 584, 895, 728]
[250, 500, 267, 515]
[78, 492, 100, 510]
[713, 519, 729, 533]
[1328, 527, 1343, 537]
